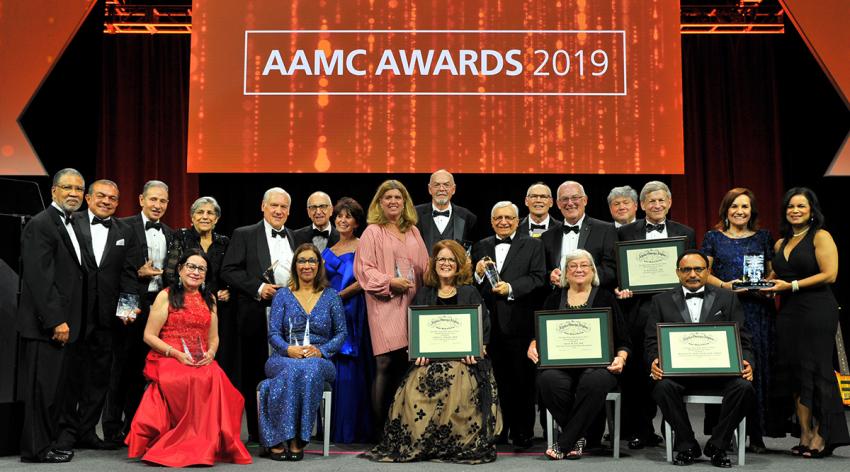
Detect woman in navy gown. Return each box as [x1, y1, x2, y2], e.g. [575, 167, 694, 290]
[701, 188, 775, 449]
[258, 244, 346, 460]
[322, 197, 374, 443]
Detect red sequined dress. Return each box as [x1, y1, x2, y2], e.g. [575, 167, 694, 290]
[126, 290, 252, 466]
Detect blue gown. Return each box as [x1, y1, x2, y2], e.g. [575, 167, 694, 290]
[258, 288, 346, 447]
[322, 248, 374, 443]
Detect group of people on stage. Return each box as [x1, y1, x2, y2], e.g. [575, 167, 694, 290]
[15, 167, 848, 467]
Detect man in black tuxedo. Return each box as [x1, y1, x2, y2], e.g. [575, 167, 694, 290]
[617, 180, 697, 449]
[17, 168, 86, 463]
[221, 187, 296, 442]
[55, 180, 139, 451]
[519, 182, 562, 237]
[646, 250, 754, 467]
[414, 169, 477, 253]
[472, 201, 546, 450]
[607, 185, 639, 228]
[102, 180, 173, 443]
[293, 191, 339, 251]
[541, 181, 617, 288]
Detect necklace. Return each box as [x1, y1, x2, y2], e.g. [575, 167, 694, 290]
[438, 287, 457, 297]
[792, 226, 810, 238]
[295, 290, 319, 310]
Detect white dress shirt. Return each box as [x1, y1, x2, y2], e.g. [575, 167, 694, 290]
[560, 214, 586, 267]
[683, 286, 706, 323]
[263, 220, 293, 289]
[141, 213, 167, 292]
[88, 209, 109, 266]
[52, 202, 81, 264]
[528, 215, 551, 237]
[645, 219, 669, 240]
[311, 223, 333, 252]
[432, 203, 452, 234]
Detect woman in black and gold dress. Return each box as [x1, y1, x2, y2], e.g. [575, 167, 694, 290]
[365, 240, 502, 464]
[766, 187, 849, 457]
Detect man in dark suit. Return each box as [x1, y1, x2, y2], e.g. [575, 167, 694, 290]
[646, 250, 754, 467]
[607, 185, 639, 228]
[55, 180, 139, 452]
[541, 181, 617, 288]
[102, 180, 173, 444]
[519, 182, 562, 237]
[617, 180, 697, 450]
[293, 191, 339, 251]
[415, 169, 477, 253]
[17, 168, 86, 463]
[472, 201, 546, 450]
[221, 187, 296, 442]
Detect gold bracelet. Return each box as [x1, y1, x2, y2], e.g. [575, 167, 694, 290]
[165, 346, 172, 357]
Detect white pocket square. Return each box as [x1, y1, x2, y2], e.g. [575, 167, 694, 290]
[116, 239, 125, 246]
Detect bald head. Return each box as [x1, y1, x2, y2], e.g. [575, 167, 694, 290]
[428, 169, 456, 209]
[306, 191, 333, 229]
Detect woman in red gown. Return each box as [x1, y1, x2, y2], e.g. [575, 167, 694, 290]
[126, 250, 252, 466]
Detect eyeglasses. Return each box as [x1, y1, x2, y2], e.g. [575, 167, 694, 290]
[429, 182, 454, 189]
[558, 195, 585, 204]
[677, 266, 706, 274]
[296, 257, 319, 265]
[567, 263, 592, 271]
[492, 215, 517, 222]
[307, 204, 330, 212]
[527, 194, 552, 200]
[183, 263, 207, 273]
[57, 184, 85, 193]
[436, 257, 457, 265]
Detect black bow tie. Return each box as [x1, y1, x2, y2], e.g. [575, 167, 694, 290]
[530, 223, 546, 230]
[271, 228, 287, 238]
[92, 216, 112, 228]
[646, 223, 665, 233]
[312, 228, 330, 239]
[685, 291, 704, 300]
[145, 221, 162, 231]
[563, 225, 580, 234]
[496, 237, 512, 245]
[53, 207, 72, 225]
[432, 210, 450, 218]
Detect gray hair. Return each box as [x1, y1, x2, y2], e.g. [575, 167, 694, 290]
[639, 181, 671, 201]
[557, 180, 587, 198]
[307, 191, 332, 206]
[86, 179, 118, 195]
[190, 196, 222, 218]
[53, 168, 84, 187]
[560, 249, 601, 288]
[142, 180, 169, 196]
[607, 185, 638, 205]
[526, 181, 552, 197]
[490, 201, 519, 218]
[263, 187, 291, 204]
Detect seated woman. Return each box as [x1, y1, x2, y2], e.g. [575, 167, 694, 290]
[126, 250, 252, 467]
[528, 249, 630, 460]
[366, 240, 502, 464]
[258, 243, 347, 461]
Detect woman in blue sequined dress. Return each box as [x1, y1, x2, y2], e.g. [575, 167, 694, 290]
[700, 188, 775, 450]
[258, 243, 346, 461]
[322, 197, 374, 443]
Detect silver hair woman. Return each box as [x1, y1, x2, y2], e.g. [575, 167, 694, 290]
[559, 249, 600, 288]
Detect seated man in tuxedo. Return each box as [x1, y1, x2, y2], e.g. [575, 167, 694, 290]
[472, 201, 546, 450]
[293, 191, 338, 251]
[519, 182, 561, 237]
[542, 180, 617, 288]
[646, 250, 754, 467]
[414, 169, 476, 253]
[607, 185, 638, 228]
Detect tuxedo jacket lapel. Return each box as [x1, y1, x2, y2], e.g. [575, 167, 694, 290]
[102, 224, 120, 265]
[671, 289, 691, 323]
[699, 289, 718, 323]
[452, 213, 466, 242]
[255, 223, 272, 271]
[577, 219, 591, 249]
[74, 214, 97, 268]
[53, 211, 82, 268]
[500, 237, 522, 276]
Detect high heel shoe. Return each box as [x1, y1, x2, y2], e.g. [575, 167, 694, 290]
[790, 444, 809, 456]
[803, 448, 831, 459]
[566, 438, 586, 460]
[288, 449, 304, 461]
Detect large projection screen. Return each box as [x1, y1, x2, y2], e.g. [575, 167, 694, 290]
[187, 0, 684, 174]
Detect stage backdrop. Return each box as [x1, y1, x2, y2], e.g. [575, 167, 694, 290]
[187, 0, 684, 174]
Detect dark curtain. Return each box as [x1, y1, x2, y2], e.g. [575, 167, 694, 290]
[98, 35, 197, 229]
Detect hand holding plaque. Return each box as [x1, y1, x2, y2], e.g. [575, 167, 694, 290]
[731, 254, 775, 290]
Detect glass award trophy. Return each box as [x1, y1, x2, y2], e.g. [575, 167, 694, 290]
[481, 256, 501, 286]
[732, 254, 775, 290]
[395, 258, 415, 283]
[181, 336, 206, 363]
[263, 260, 278, 284]
[115, 293, 140, 321]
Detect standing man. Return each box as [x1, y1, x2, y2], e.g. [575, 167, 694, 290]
[56, 180, 138, 452]
[541, 181, 618, 288]
[472, 201, 546, 450]
[607, 185, 639, 228]
[221, 187, 296, 443]
[415, 169, 477, 253]
[519, 182, 562, 237]
[17, 168, 86, 463]
[293, 191, 339, 251]
[103, 180, 173, 444]
[617, 180, 696, 450]
[646, 250, 754, 467]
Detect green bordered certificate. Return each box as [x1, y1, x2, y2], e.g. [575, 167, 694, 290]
[615, 236, 688, 294]
[408, 304, 483, 360]
[534, 308, 614, 369]
[657, 322, 743, 377]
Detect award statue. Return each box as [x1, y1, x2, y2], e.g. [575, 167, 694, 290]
[732, 254, 775, 290]
[481, 256, 501, 286]
[263, 260, 279, 284]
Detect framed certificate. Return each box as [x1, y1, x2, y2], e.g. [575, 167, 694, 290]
[534, 308, 614, 369]
[657, 322, 744, 377]
[408, 305, 483, 360]
[615, 236, 688, 294]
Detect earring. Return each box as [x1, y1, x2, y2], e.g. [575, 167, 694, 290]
[724, 218, 729, 229]
[178, 278, 183, 288]
[200, 282, 206, 292]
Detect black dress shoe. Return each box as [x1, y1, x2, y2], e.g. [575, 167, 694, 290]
[21, 450, 73, 463]
[628, 433, 663, 450]
[52, 447, 74, 458]
[513, 436, 534, 451]
[673, 450, 697, 466]
[704, 442, 732, 468]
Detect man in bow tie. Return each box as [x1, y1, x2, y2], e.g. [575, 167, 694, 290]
[221, 187, 296, 442]
[645, 250, 754, 467]
[294, 191, 339, 251]
[541, 180, 617, 288]
[608, 185, 639, 228]
[414, 169, 477, 253]
[472, 201, 545, 451]
[519, 182, 562, 237]
[103, 180, 173, 445]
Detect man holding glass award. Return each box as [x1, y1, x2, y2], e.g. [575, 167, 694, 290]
[645, 249, 755, 467]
